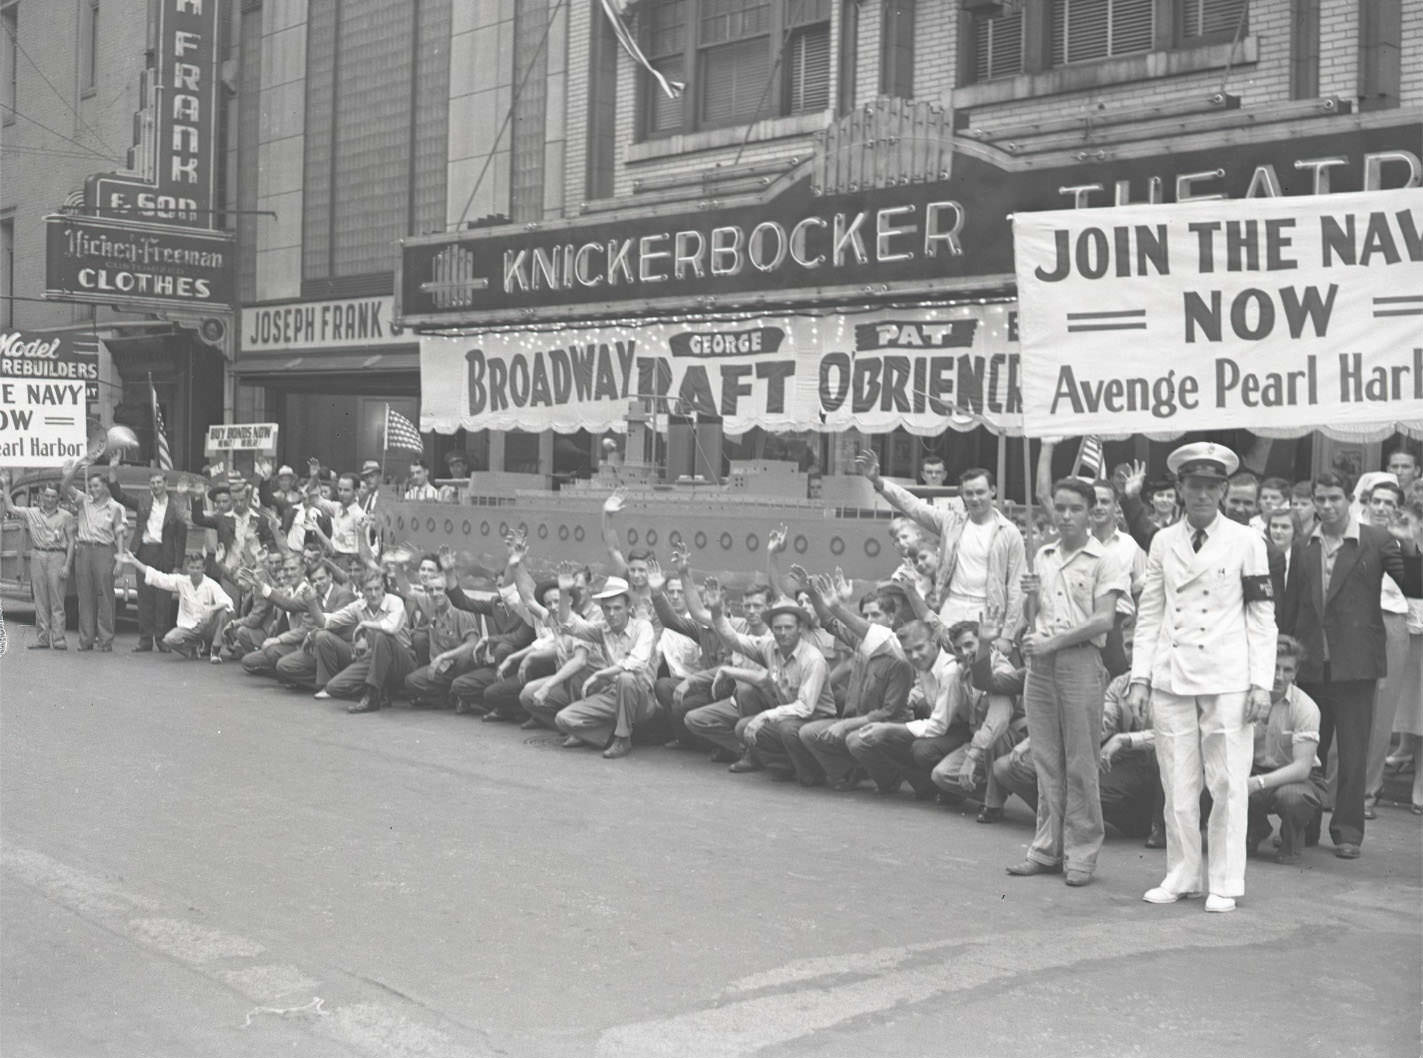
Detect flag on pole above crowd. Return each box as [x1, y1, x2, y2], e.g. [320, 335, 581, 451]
[149, 376, 173, 470]
[384, 405, 424, 453]
[1073, 435, 1103, 478]
[600, 0, 685, 99]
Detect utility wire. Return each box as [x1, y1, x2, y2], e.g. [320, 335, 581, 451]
[0, 103, 123, 162]
[1, 144, 128, 161]
[2, 18, 122, 158]
[452, 0, 567, 230]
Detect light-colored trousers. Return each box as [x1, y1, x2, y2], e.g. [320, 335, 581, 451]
[1152, 688, 1251, 899]
[29, 549, 67, 645]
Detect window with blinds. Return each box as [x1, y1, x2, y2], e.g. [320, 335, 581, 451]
[642, 0, 832, 137]
[1180, 0, 1247, 41]
[1051, 0, 1154, 65]
[786, 22, 830, 112]
[972, 10, 1025, 81]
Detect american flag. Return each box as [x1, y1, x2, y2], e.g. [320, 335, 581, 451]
[1074, 435, 1103, 479]
[600, 0, 685, 100]
[384, 406, 424, 453]
[150, 377, 173, 470]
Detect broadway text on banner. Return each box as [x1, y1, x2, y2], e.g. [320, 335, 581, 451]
[1013, 188, 1423, 437]
[419, 305, 1020, 436]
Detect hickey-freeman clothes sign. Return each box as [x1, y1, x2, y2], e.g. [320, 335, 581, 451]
[419, 305, 1020, 436]
[87, 0, 223, 227]
[398, 116, 1422, 327]
[44, 215, 235, 311]
[1013, 188, 1423, 437]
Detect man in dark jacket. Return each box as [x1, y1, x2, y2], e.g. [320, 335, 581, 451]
[1277, 471, 1422, 859]
[109, 466, 187, 651]
[445, 575, 536, 714]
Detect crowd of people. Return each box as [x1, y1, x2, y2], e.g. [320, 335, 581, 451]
[4, 439, 1422, 911]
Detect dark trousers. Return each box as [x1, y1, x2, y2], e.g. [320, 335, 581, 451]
[242, 641, 299, 677]
[1247, 771, 1327, 857]
[450, 665, 499, 712]
[1302, 677, 1377, 847]
[275, 645, 320, 688]
[1100, 611, 1132, 678]
[134, 542, 174, 643]
[482, 655, 556, 720]
[1097, 751, 1163, 838]
[404, 654, 481, 706]
[320, 631, 415, 699]
[660, 669, 720, 748]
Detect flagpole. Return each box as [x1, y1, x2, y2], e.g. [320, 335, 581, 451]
[380, 404, 391, 485]
[147, 373, 156, 469]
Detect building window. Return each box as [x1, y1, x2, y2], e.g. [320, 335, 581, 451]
[640, 0, 832, 139]
[880, 0, 914, 98]
[510, 0, 550, 222]
[80, 0, 98, 93]
[972, 8, 1025, 81]
[1178, 0, 1246, 44]
[2, 2, 16, 122]
[1051, 0, 1154, 66]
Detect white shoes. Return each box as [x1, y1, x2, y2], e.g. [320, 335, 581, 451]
[1204, 894, 1237, 913]
[1142, 886, 1236, 912]
[313, 689, 330, 700]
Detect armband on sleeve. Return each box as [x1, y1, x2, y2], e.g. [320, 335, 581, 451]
[1242, 574, 1274, 603]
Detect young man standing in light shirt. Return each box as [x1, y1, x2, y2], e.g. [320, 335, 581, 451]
[1246, 636, 1327, 866]
[59, 459, 127, 652]
[118, 550, 232, 662]
[314, 473, 367, 560]
[1, 477, 74, 649]
[1131, 442, 1277, 912]
[857, 449, 1026, 652]
[555, 575, 659, 759]
[1007, 477, 1127, 889]
[306, 571, 414, 713]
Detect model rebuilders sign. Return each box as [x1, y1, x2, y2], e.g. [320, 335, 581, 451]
[1014, 189, 1423, 436]
[0, 378, 88, 467]
[419, 305, 1019, 436]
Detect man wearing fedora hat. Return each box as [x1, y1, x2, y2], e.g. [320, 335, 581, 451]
[554, 574, 660, 758]
[1130, 442, 1277, 913]
[702, 593, 836, 782]
[358, 460, 383, 514]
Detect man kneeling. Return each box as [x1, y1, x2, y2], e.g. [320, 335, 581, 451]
[1247, 635, 1327, 865]
[555, 575, 660, 759]
[119, 550, 232, 663]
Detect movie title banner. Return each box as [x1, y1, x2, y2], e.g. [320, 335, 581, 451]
[0, 377, 88, 467]
[45, 215, 235, 311]
[420, 305, 1020, 436]
[0, 329, 101, 403]
[1014, 189, 1423, 436]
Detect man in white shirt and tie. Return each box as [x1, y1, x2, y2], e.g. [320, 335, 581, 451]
[1130, 442, 1277, 913]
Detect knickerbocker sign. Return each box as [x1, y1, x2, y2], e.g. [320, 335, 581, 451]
[398, 116, 1422, 327]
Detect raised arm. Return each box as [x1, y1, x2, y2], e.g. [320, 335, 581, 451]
[766, 523, 788, 595]
[601, 489, 629, 576]
[855, 448, 947, 537]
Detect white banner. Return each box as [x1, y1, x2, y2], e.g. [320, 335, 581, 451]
[205, 422, 279, 454]
[420, 304, 1020, 436]
[0, 377, 88, 467]
[1014, 188, 1423, 437]
[241, 296, 408, 353]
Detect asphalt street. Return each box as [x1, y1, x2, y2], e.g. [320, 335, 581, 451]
[2, 610, 1420, 1058]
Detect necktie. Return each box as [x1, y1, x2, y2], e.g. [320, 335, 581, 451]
[1192, 528, 1206, 553]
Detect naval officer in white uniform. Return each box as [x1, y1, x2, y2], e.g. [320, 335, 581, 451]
[1128, 442, 1277, 913]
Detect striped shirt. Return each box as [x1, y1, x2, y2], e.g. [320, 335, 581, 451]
[17, 506, 75, 550]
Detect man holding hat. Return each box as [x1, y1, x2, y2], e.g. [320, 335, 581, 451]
[704, 593, 836, 782]
[1130, 442, 1277, 913]
[554, 574, 660, 758]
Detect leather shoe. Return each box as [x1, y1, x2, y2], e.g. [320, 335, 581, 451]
[1005, 859, 1061, 877]
[561, 735, 583, 748]
[1204, 894, 1237, 913]
[728, 755, 762, 774]
[1145, 822, 1166, 849]
[602, 736, 632, 760]
[1363, 797, 1377, 821]
[976, 805, 1003, 824]
[1334, 843, 1361, 860]
[346, 692, 381, 714]
[1064, 871, 1092, 887]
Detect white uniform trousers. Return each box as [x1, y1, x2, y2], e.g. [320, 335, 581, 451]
[1151, 689, 1252, 899]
